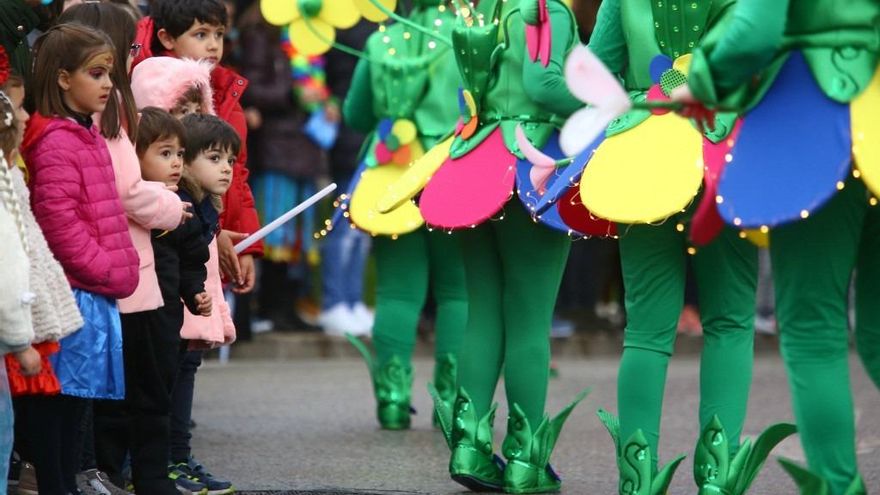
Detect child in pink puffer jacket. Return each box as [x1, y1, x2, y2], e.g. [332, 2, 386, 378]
[19, 24, 138, 494]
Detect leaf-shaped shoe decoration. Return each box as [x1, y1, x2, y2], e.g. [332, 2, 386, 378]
[428, 382, 453, 448]
[345, 332, 374, 373]
[448, 387, 504, 491]
[503, 403, 535, 463]
[694, 415, 730, 490]
[600, 412, 685, 495]
[731, 423, 796, 494]
[778, 458, 830, 495]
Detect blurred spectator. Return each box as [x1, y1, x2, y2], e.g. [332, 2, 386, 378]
[239, 3, 328, 331]
[318, 20, 374, 336]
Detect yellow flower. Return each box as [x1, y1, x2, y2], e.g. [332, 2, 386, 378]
[260, 0, 361, 55]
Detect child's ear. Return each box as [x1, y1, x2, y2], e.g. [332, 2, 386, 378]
[57, 69, 71, 91]
[156, 28, 177, 51]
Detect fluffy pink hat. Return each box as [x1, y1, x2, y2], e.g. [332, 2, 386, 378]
[131, 57, 215, 115]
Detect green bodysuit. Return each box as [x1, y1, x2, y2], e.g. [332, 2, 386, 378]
[587, 0, 766, 493]
[687, 1, 880, 493]
[343, 0, 467, 430]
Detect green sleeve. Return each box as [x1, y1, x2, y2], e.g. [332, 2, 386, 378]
[343, 57, 379, 133]
[522, 3, 583, 117]
[586, 0, 627, 75]
[689, 0, 788, 104]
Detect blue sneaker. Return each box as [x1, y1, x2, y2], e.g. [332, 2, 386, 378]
[182, 458, 234, 495]
[168, 463, 208, 495]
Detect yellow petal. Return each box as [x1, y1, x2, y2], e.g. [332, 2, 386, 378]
[673, 53, 693, 76]
[852, 66, 880, 197]
[320, 0, 360, 28]
[289, 17, 335, 56]
[392, 119, 417, 144]
[378, 135, 452, 213]
[581, 113, 704, 223]
[353, 0, 397, 22]
[260, 0, 301, 26]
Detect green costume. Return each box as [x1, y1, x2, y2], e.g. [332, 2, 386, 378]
[584, 1, 797, 493]
[408, 1, 589, 492]
[688, 1, 880, 493]
[342, 0, 468, 430]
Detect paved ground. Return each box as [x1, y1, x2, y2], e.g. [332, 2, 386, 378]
[193, 353, 880, 494]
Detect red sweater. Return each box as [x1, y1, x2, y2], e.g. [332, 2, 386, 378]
[134, 16, 263, 257]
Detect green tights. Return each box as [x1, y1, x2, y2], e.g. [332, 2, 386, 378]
[372, 228, 468, 365]
[456, 202, 570, 428]
[617, 219, 758, 470]
[770, 175, 880, 494]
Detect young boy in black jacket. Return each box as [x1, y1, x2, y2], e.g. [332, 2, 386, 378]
[128, 107, 211, 494]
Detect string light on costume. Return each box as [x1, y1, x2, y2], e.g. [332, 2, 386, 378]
[759, 225, 769, 234]
[870, 197, 878, 206]
[687, 247, 697, 255]
[800, 210, 809, 219]
[836, 181, 845, 190]
[853, 169, 862, 179]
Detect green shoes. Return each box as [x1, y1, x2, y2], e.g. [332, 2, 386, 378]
[432, 353, 458, 427]
[598, 409, 686, 495]
[347, 334, 414, 430]
[431, 386, 588, 493]
[778, 459, 866, 495]
[431, 385, 506, 491]
[694, 416, 796, 495]
[501, 390, 589, 494]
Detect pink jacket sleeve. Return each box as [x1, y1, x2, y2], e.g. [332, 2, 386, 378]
[30, 144, 115, 289]
[107, 133, 183, 231]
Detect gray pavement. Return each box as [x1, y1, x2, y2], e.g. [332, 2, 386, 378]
[193, 353, 880, 494]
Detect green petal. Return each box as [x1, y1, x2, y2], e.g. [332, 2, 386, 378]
[732, 423, 797, 494]
[778, 458, 830, 495]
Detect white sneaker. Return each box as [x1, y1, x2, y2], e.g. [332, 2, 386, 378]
[319, 303, 365, 336]
[351, 302, 374, 334]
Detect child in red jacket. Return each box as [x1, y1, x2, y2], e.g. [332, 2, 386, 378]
[134, 0, 263, 294]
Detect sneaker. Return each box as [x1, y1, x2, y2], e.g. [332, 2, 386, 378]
[8, 451, 21, 488]
[351, 302, 374, 333]
[168, 464, 208, 495]
[318, 303, 367, 336]
[17, 462, 38, 495]
[181, 458, 234, 495]
[76, 469, 132, 495]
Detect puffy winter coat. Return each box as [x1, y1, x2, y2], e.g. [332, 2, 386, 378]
[104, 127, 184, 313]
[21, 113, 139, 299]
[134, 16, 263, 257]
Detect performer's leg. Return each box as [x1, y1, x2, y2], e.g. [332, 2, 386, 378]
[770, 178, 866, 494]
[457, 223, 504, 419]
[495, 202, 570, 428]
[693, 226, 758, 449]
[617, 220, 684, 470]
[372, 232, 429, 365]
[855, 204, 880, 390]
[427, 230, 468, 358]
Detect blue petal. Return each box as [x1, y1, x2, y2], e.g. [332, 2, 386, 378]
[649, 55, 674, 84]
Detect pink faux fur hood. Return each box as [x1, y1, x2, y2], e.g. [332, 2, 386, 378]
[131, 57, 215, 114]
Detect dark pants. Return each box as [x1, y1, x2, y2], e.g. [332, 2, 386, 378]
[14, 395, 86, 495]
[94, 310, 181, 495]
[169, 347, 203, 463]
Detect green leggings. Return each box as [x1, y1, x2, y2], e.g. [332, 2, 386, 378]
[617, 219, 758, 470]
[770, 175, 880, 494]
[372, 228, 468, 365]
[456, 201, 570, 428]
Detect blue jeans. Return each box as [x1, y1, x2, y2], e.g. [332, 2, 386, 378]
[0, 363, 12, 495]
[321, 209, 370, 310]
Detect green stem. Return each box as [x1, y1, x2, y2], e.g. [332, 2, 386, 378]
[364, 0, 453, 46]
